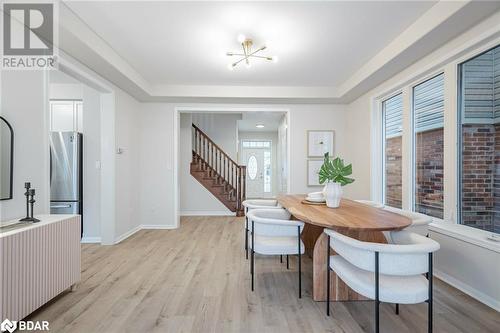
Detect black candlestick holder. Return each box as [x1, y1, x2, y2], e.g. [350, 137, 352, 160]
[19, 182, 32, 222]
[28, 189, 40, 222]
[19, 183, 39, 223]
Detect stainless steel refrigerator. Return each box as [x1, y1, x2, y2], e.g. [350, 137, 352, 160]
[50, 132, 83, 236]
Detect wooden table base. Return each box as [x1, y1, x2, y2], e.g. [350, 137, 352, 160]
[305, 228, 386, 301]
[279, 195, 409, 302]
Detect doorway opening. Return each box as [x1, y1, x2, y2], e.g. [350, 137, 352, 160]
[47, 69, 104, 242]
[176, 108, 289, 221]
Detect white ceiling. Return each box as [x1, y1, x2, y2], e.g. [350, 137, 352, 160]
[66, 1, 436, 87]
[238, 112, 285, 132]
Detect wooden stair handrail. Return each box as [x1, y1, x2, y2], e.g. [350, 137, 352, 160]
[192, 124, 240, 167]
[191, 124, 246, 213]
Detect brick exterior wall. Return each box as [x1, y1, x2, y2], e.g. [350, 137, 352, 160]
[415, 128, 444, 218]
[385, 125, 500, 232]
[494, 124, 500, 233]
[461, 124, 500, 233]
[385, 136, 402, 208]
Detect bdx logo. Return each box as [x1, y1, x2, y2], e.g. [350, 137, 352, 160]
[3, 2, 53, 55]
[1, 318, 50, 332]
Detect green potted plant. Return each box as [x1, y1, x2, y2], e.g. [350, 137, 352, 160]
[318, 152, 355, 208]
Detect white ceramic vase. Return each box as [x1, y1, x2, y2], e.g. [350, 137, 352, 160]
[323, 182, 342, 208]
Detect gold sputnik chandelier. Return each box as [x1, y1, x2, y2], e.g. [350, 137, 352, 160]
[226, 34, 278, 70]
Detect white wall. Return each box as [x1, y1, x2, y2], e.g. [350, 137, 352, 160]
[81, 86, 101, 239]
[0, 71, 50, 221]
[238, 131, 279, 197]
[114, 89, 141, 240]
[288, 104, 348, 195]
[138, 103, 176, 227]
[49, 83, 83, 100]
[344, 95, 373, 200]
[430, 227, 500, 311]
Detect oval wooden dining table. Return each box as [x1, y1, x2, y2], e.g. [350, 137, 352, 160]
[277, 194, 411, 302]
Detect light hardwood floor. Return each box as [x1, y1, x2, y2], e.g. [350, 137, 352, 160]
[28, 216, 500, 332]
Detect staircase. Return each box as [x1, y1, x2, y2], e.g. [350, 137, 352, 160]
[190, 124, 246, 216]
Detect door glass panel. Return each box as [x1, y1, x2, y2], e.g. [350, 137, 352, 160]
[264, 151, 271, 192]
[248, 155, 258, 180]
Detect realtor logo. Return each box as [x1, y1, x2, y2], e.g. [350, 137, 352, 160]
[1, 1, 58, 69]
[0, 319, 16, 333]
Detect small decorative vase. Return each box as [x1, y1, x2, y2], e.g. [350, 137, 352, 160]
[323, 182, 342, 208]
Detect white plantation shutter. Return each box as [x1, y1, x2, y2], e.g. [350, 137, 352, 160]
[383, 93, 402, 138]
[462, 50, 494, 121]
[413, 73, 444, 132]
[461, 46, 500, 122]
[494, 46, 500, 119]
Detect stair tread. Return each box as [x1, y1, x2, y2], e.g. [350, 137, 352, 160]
[190, 145, 243, 212]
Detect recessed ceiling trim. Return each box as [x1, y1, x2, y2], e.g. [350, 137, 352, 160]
[338, 0, 470, 98]
[58, 1, 500, 104]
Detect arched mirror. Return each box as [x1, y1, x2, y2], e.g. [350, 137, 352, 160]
[0, 116, 14, 200]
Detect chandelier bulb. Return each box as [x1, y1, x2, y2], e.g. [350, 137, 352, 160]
[237, 34, 246, 44]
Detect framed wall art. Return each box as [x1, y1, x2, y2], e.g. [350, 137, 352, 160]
[307, 130, 334, 158]
[307, 159, 324, 186]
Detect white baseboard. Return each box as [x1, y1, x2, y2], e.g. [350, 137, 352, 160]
[180, 210, 235, 216]
[114, 225, 142, 244]
[81, 236, 101, 244]
[434, 269, 500, 312]
[141, 224, 177, 229]
[113, 224, 177, 244]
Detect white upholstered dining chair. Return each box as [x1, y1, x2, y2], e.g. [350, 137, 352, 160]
[242, 199, 282, 259]
[383, 206, 433, 239]
[324, 229, 440, 333]
[246, 208, 305, 298]
[354, 199, 384, 208]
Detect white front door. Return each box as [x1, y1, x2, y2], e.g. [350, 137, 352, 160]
[242, 144, 272, 198]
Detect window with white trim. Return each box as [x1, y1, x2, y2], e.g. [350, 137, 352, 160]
[458, 43, 500, 233]
[413, 73, 444, 219]
[383, 93, 403, 208]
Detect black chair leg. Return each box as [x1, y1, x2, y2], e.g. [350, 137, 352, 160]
[395, 303, 399, 315]
[286, 255, 289, 269]
[375, 252, 380, 333]
[298, 226, 301, 299]
[280, 255, 283, 263]
[251, 221, 255, 291]
[245, 218, 248, 260]
[428, 253, 433, 333]
[326, 235, 330, 316]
